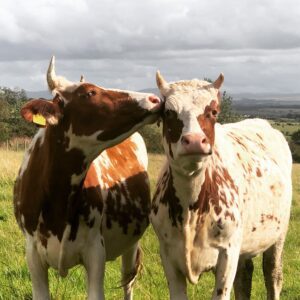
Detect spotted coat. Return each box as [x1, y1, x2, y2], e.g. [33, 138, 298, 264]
[13, 57, 161, 300]
[151, 72, 292, 300]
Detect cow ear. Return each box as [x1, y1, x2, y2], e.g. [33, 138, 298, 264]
[21, 97, 63, 127]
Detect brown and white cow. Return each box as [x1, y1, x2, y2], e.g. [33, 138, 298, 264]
[151, 72, 292, 300]
[13, 57, 162, 300]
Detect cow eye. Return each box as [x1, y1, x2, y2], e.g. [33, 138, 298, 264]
[86, 90, 96, 97]
[212, 110, 218, 117]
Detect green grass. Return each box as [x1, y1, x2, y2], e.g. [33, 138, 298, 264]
[0, 150, 299, 299]
[270, 120, 300, 140]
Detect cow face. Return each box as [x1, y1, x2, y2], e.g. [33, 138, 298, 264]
[21, 56, 161, 155]
[156, 71, 224, 172]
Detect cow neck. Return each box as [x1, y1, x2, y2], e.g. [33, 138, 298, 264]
[40, 125, 86, 190]
[169, 156, 212, 210]
[165, 155, 217, 284]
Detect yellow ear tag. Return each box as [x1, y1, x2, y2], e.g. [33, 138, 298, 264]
[33, 114, 46, 126]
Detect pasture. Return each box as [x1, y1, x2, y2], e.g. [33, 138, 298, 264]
[0, 149, 299, 299]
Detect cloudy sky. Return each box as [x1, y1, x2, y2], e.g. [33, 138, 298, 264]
[1, 0, 300, 94]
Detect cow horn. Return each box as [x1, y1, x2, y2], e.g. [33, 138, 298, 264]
[47, 56, 58, 91]
[213, 73, 224, 89]
[156, 70, 170, 96]
[47, 56, 74, 93]
[80, 75, 85, 83]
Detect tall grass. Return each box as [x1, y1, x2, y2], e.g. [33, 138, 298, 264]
[0, 150, 299, 299]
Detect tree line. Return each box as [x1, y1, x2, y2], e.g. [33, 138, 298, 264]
[1, 86, 299, 162]
[0, 87, 36, 142]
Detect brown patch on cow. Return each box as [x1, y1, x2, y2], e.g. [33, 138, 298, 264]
[256, 168, 262, 177]
[190, 168, 238, 225]
[62, 84, 152, 140]
[252, 227, 256, 232]
[217, 288, 223, 295]
[260, 214, 278, 225]
[214, 206, 222, 215]
[236, 152, 241, 160]
[155, 168, 183, 227]
[224, 211, 235, 221]
[105, 171, 150, 235]
[256, 133, 263, 140]
[163, 110, 184, 143]
[228, 133, 248, 151]
[152, 169, 170, 215]
[197, 100, 219, 147]
[84, 138, 140, 190]
[14, 125, 87, 241]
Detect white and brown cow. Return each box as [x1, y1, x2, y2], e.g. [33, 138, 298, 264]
[13, 57, 162, 300]
[151, 72, 292, 300]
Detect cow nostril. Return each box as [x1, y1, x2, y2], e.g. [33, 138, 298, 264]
[201, 137, 207, 144]
[148, 95, 160, 104]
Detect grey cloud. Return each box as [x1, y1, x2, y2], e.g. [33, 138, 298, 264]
[0, 0, 300, 93]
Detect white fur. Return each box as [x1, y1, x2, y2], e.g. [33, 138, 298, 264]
[19, 129, 45, 177]
[152, 99, 292, 300]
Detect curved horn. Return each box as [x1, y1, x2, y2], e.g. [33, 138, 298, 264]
[46, 56, 74, 93]
[213, 73, 224, 89]
[156, 70, 170, 96]
[47, 56, 57, 91]
[80, 75, 85, 83]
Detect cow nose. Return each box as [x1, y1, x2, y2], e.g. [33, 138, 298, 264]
[148, 95, 161, 105]
[181, 133, 211, 155]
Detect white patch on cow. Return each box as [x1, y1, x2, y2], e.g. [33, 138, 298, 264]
[19, 129, 46, 177]
[65, 124, 103, 158]
[21, 214, 25, 227]
[71, 172, 86, 187]
[152, 112, 292, 298]
[51, 80, 80, 99]
[130, 133, 148, 170]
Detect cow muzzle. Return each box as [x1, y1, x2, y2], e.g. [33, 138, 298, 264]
[180, 133, 212, 156]
[146, 94, 162, 112]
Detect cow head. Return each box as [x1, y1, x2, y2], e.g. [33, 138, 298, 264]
[21, 56, 161, 156]
[156, 71, 224, 173]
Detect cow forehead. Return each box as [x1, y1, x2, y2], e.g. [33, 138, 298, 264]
[165, 80, 219, 115]
[60, 83, 131, 102]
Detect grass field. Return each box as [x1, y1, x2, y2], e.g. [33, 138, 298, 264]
[0, 149, 299, 299]
[270, 121, 300, 140]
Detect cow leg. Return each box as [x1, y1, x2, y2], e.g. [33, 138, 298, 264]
[262, 236, 285, 300]
[233, 257, 254, 300]
[121, 242, 142, 300]
[26, 238, 50, 300]
[160, 247, 187, 300]
[212, 245, 240, 300]
[82, 233, 106, 300]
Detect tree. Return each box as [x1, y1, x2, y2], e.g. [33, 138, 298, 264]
[203, 78, 240, 124]
[0, 87, 36, 142]
[218, 91, 240, 124]
[291, 129, 300, 145]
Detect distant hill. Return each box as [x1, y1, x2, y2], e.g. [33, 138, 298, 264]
[25, 90, 52, 99]
[231, 92, 300, 102]
[24, 88, 300, 120]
